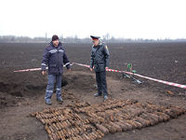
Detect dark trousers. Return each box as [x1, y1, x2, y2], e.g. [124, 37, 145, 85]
[96, 71, 108, 96]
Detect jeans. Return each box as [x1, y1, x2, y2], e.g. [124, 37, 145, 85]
[45, 74, 62, 102]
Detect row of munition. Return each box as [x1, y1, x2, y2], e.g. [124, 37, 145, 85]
[32, 99, 186, 140]
[45, 119, 105, 140]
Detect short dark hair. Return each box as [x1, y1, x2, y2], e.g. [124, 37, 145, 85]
[52, 35, 59, 41]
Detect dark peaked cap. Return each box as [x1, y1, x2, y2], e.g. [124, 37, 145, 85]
[90, 35, 100, 40]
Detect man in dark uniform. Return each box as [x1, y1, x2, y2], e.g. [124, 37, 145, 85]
[90, 35, 110, 101]
[41, 35, 71, 105]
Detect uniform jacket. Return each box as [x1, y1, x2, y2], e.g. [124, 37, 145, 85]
[41, 42, 70, 75]
[90, 42, 110, 72]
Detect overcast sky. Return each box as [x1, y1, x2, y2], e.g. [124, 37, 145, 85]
[0, 0, 185, 39]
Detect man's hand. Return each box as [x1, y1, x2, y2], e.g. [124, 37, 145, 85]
[41, 71, 46, 76]
[90, 68, 93, 71]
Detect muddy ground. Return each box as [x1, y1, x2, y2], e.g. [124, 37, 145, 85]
[0, 42, 186, 140]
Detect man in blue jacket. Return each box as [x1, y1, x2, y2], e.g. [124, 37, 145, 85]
[90, 35, 110, 101]
[41, 35, 71, 105]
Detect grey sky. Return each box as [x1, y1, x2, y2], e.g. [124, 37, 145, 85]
[0, 0, 185, 39]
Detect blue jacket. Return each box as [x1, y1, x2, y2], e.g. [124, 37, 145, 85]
[41, 42, 70, 75]
[90, 42, 110, 72]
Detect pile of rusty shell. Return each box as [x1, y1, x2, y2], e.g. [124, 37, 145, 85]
[154, 112, 170, 122]
[32, 99, 186, 140]
[102, 123, 117, 134]
[134, 116, 151, 127]
[75, 101, 90, 108]
[85, 130, 104, 140]
[163, 107, 185, 118]
[140, 113, 157, 126]
[127, 106, 145, 117]
[114, 120, 133, 131]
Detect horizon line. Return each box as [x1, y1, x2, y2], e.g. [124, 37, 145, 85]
[0, 35, 186, 40]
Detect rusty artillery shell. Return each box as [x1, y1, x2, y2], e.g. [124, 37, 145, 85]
[52, 123, 58, 131]
[90, 132, 97, 140]
[48, 134, 54, 140]
[134, 117, 149, 127]
[103, 123, 117, 134]
[45, 125, 52, 134]
[49, 125, 55, 133]
[66, 120, 72, 126]
[96, 130, 105, 138]
[109, 122, 122, 132]
[82, 134, 90, 140]
[146, 113, 159, 124]
[57, 131, 62, 140]
[110, 114, 115, 121]
[126, 120, 139, 129]
[123, 122, 133, 131]
[133, 120, 143, 128]
[155, 112, 170, 121]
[63, 128, 68, 137]
[95, 124, 109, 134]
[140, 113, 155, 125]
[114, 121, 128, 131]
[59, 130, 64, 138]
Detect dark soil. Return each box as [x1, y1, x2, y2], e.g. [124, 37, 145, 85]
[0, 42, 185, 140]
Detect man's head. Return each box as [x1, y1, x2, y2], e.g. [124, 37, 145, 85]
[90, 35, 100, 46]
[52, 35, 59, 47]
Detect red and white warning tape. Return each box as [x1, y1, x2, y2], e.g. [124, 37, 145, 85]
[13, 64, 73, 73]
[13, 67, 45, 72]
[14, 68, 44, 72]
[13, 62, 186, 89]
[73, 62, 186, 89]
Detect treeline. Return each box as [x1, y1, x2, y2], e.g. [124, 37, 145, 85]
[0, 35, 186, 43]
